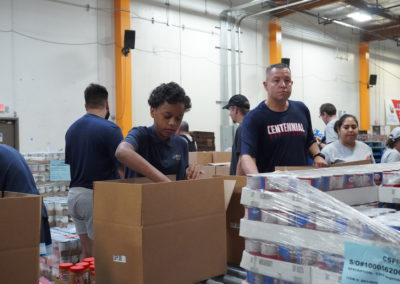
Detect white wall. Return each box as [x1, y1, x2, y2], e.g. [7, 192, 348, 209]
[129, 0, 270, 150]
[370, 41, 400, 131]
[280, 14, 361, 133]
[0, 0, 114, 152]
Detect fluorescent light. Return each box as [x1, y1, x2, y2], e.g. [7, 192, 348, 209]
[348, 12, 372, 22]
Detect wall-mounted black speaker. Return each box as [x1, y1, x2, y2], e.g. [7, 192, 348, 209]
[122, 30, 136, 56]
[124, 30, 135, 49]
[369, 74, 377, 86]
[281, 58, 290, 67]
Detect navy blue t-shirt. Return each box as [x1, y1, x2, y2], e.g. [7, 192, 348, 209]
[124, 126, 188, 180]
[241, 100, 316, 173]
[0, 144, 39, 195]
[65, 113, 123, 189]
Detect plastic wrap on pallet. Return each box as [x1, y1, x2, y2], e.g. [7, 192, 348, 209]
[240, 173, 400, 284]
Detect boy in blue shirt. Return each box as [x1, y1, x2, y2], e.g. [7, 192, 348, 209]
[116, 82, 201, 181]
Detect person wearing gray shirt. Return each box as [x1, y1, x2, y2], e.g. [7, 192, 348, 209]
[381, 127, 400, 163]
[319, 103, 338, 147]
[321, 114, 375, 164]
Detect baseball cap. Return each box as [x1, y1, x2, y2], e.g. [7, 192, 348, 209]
[222, 94, 250, 109]
[389, 127, 400, 141]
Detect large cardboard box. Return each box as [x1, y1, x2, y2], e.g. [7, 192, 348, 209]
[94, 178, 227, 284]
[0, 191, 41, 284]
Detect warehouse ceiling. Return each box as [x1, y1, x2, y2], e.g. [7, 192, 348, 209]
[227, 0, 400, 44]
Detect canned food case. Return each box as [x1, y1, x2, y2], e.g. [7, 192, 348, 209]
[240, 173, 400, 284]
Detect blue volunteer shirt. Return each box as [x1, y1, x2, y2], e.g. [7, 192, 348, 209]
[241, 100, 316, 173]
[124, 126, 188, 180]
[65, 113, 123, 189]
[0, 144, 39, 195]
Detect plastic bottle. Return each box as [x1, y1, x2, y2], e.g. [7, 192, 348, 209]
[69, 265, 85, 284]
[59, 263, 73, 281]
[75, 262, 90, 284]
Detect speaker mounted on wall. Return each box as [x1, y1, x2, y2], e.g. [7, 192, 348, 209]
[122, 30, 136, 57]
[369, 74, 377, 88]
[281, 58, 290, 67]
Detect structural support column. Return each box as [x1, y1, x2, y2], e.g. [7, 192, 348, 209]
[359, 42, 370, 131]
[114, 0, 132, 136]
[269, 20, 282, 65]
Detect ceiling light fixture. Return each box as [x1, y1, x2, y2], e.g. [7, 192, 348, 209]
[347, 12, 372, 22]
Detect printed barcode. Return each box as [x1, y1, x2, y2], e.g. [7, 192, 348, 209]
[259, 259, 273, 267]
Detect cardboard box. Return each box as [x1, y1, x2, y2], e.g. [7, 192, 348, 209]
[198, 165, 217, 179]
[0, 191, 41, 284]
[94, 178, 227, 284]
[215, 164, 230, 176]
[189, 151, 213, 165]
[215, 175, 247, 266]
[212, 152, 231, 163]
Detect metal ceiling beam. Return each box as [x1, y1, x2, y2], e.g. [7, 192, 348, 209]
[344, 0, 400, 21]
[362, 25, 400, 41]
[272, 0, 344, 17]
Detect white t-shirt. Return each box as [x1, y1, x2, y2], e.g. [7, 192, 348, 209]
[324, 118, 338, 144]
[381, 148, 400, 163]
[321, 140, 375, 165]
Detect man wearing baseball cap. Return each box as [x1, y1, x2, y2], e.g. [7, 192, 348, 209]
[223, 94, 250, 175]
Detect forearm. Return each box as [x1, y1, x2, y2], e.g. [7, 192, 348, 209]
[235, 156, 245, 176]
[308, 142, 321, 156]
[116, 143, 171, 182]
[241, 154, 259, 175]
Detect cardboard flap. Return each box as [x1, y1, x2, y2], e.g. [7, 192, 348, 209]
[223, 180, 236, 211]
[141, 178, 225, 225]
[0, 192, 41, 251]
[94, 182, 143, 226]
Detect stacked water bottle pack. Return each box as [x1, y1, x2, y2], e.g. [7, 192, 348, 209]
[239, 173, 400, 284]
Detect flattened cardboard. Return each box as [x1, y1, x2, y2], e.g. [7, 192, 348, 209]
[94, 178, 226, 284]
[0, 191, 41, 284]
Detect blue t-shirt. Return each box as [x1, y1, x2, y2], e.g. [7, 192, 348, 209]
[65, 113, 123, 189]
[0, 144, 39, 195]
[123, 126, 188, 180]
[241, 100, 316, 173]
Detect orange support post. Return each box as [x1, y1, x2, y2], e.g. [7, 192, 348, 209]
[269, 20, 282, 65]
[114, 0, 132, 136]
[359, 42, 370, 131]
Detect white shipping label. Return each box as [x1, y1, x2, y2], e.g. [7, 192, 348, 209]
[113, 255, 127, 263]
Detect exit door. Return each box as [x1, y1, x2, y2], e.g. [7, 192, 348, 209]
[0, 118, 19, 150]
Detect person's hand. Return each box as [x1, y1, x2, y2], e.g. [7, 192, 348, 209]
[313, 156, 328, 168]
[185, 164, 204, 180]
